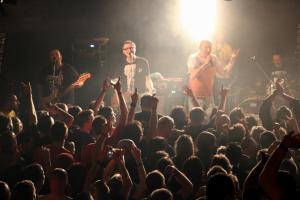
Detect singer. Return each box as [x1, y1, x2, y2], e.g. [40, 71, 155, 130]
[187, 40, 240, 111]
[37, 49, 79, 107]
[122, 40, 155, 94]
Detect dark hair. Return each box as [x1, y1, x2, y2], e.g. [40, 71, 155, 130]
[0, 115, 12, 133]
[74, 192, 93, 200]
[68, 106, 82, 118]
[98, 106, 114, 120]
[225, 142, 242, 165]
[121, 121, 143, 145]
[150, 188, 173, 200]
[91, 180, 110, 200]
[51, 168, 68, 184]
[260, 131, 276, 149]
[55, 103, 68, 112]
[206, 173, 235, 200]
[68, 163, 87, 196]
[189, 107, 205, 124]
[174, 134, 194, 159]
[92, 115, 107, 136]
[245, 115, 258, 131]
[169, 106, 187, 130]
[146, 170, 165, 193]
[11, 180, 36, 200]
[0, 131, 17, 154]
[0, 181, 10, 200]
[22, 164, 45, 193]
[228, 123, 246, 143]
[76, 110, 93, 128]
[210, 154, 232, 174]
[229, 107, 245, 125]
[37, 114, 54, 134]
[156, 156, 174, 173]
[182, 156, 203, 187]
[51, 121, 68, 142]
[196, 131, 216, 153]
[276, 106, 292, 121]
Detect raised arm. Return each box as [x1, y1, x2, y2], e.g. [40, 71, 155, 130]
[117, 157, 133, 200]
[46, 104, 74, 128]
[147, 96, 158, 141]
[259, 89, 279, 130]
[127, 88, 139, 124]
[131, 145, 147, 199]
[218, 85, 228, 111]
[165, 165, 193, 199]
[21, 82, 37, 126]
[183, 85, 200, 108]
[93, 79, 111, 114]
[112, 77, 128, 129]
[259, 134, 300, 200]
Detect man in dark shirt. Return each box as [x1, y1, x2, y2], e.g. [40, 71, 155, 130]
[38, 49, 79, 107]
[122, 40, 155, 95]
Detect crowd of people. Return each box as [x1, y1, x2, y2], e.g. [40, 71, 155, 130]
[1, 74, 300, 200]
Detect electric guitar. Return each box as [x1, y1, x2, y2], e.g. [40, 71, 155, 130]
[40, 72, 91, 107]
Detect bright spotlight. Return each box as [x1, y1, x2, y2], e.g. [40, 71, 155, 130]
[179, 0, 217, 41]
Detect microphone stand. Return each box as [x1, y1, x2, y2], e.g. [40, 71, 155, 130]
[251, 57, 274, 85]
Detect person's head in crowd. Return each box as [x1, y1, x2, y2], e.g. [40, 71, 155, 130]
[22, 163, 45, 194]
[0, 115, 13, 133]
[150, 188, 173, 200]
[147, 150, 170, 171]
[228, 123, 246, 143]
[215, 114, 230, 132]
[37, 114, 54, 135]
[196, 131, 217, 156]
[68, 105, 83, 119]
[241, 136, 258, 159]
[0, 181, 11, 200]
[11, 180, 36, 200]
[280, 159, 298, 177]
[49, 168, 69, 196]
[11, 117, 23, 135]
[276, 170, 297, 200]
[272, 53, 283, 67]
[17, 131, 34, 157]
[229, 107, 245, 125]
[51, 121, 68, 144]
[276, 106, 292, 124]
[74, 192, 94, 200]
[156, 156, 174, 173]
[148, 136, 169, 152]
[217, 145, 227, 154]
[68, 163, 88, 197]
[55, 103, 68, 112]
[0, 131, 18, 155]
[157, 116, 175, 138]
[122, 40, 136, 58]
[0, 93, 20, 115]
[92, 115, 107, 137]
[225, 142, 242, 166]
[140, 94, 153, 112]
[207, 165, 227, 178]
[121, 121, 143, 145]
[260, 131, 277, 149]
[182, 156, 203, 188]
[189, 107, 206, 125]
[206, 173, 235, 200]
[76, 109, 95, 133]
[174, 134, 194, 160]
[250, 126, 266, 144]
[146, 170, 166, 193]
[54, 153, 74, 169]
[210, 154, 232, 174]
[169, 106, 188, 130]
[90, 180, 110, 200]
[98, 106, 116, 127]
[107, 173, 123, 198]
[245, 115, 258, 132]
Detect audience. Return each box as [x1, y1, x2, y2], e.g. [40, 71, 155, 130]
[1, 77, 300, 200]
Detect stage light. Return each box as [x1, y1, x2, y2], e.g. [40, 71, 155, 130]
[179, 0, 217, 41]
[89, 44, 95, 48]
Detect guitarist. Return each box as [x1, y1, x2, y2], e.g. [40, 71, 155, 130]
[187, 40, 240, 111]
[38, 49, 81, 107]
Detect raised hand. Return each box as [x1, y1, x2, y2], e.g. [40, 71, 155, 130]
[21, 82, 32, 96]
[183, 85, 193, 97]
[131, 145, 142, 161]
[131, 88, 139, 105]
[220, 84, 229, 98]
[150, 95, 159, 111]
[102, 79, 111, 92]
[231, 48, 240, 61]
[112, 77, 122, 92]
